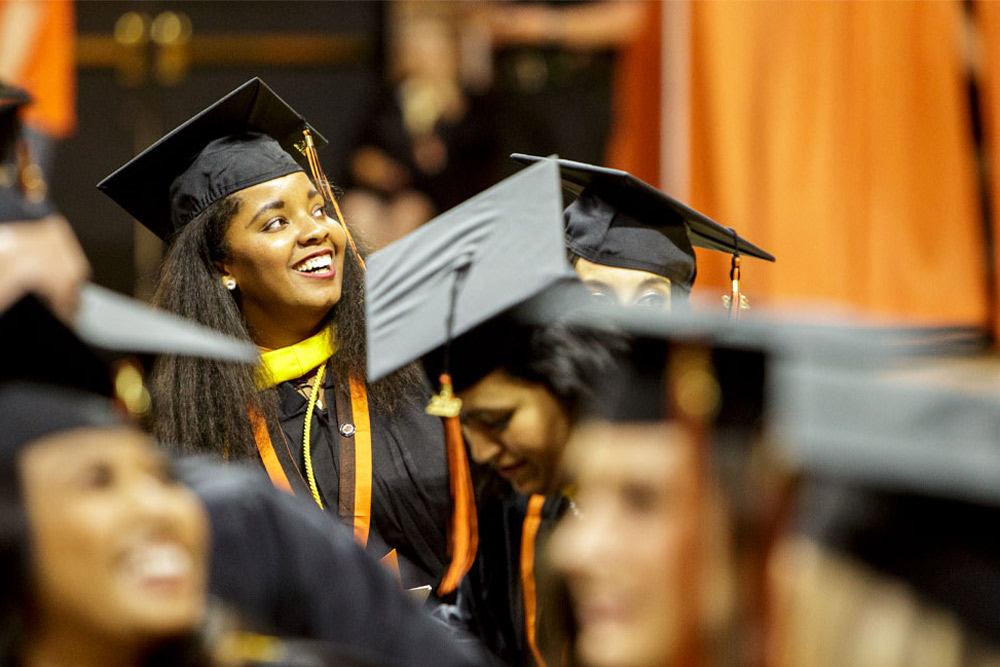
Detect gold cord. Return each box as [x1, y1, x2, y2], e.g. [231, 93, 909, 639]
[302, 362, 327, 509]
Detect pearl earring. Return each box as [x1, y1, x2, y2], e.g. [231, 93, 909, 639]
[224, 279, 236, 291]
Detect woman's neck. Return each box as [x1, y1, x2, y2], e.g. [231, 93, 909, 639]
[248, 314, 329, 350]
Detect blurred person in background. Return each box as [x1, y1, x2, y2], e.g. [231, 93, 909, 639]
[475, 0, 645, 168]
[546, 334, 758, 667]
[342, 2, 496, 250]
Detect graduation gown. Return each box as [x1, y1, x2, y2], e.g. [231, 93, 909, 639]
[179, 459, 488, 667]
[446, 480, 568, 667]
[259, 366, 452, 591]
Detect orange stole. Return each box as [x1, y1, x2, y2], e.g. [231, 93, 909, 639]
[521, 494, 549, 667]
[435, 411, 479, 596]
[250, 374, 373, 548]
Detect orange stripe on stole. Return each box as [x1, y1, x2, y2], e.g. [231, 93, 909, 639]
[521, 494, 549, 667]
[348, 374, 372, 546]
[249, 406, 292, 494]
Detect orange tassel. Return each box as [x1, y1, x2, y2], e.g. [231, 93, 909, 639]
[429, 373, 479, 595]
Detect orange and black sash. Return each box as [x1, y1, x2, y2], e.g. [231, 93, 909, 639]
[521, 494, 550, 667]
[251, 328, 373, 543]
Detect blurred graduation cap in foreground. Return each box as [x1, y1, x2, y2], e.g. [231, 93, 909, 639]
[98, 77, 337, 242]
[0, 295, 122, 463]
[511, 154, 773, 307]
[774, 349, 1000, 646]
[366, 157, 576, 384]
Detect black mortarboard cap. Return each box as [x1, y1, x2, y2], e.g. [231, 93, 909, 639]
[97, 77, 327, 241]
[511, 154, 775, 291]
[366, 158, 575, 382]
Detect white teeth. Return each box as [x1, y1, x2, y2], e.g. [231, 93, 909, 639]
[295, 254, 332, 273]
[123, 543, 192, 581]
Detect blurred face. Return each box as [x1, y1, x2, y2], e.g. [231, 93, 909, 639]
[218, 171, 348, 346]
[459, 369, 571, 496]
[21, 427, 209, 649]
[549, 421, 688, 667]
[575, 257, 672, 310]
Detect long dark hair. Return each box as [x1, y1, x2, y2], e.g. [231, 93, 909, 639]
[151, 191, 420, 459]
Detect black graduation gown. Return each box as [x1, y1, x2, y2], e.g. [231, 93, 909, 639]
[265, 368, 451, 591]
[445, 480, 568, 667]
[179, 459, 489, 667]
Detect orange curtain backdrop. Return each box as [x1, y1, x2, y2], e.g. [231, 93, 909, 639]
[1, 0, 76, 138]
[688, 1, 986, 326]
[975, 0, 1000, 339]
[605, 0, 661, 185]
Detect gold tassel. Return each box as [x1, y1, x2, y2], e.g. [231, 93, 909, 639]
[301, 128, 366, 271]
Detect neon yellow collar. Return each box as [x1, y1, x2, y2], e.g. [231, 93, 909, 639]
[256, 327, 337, 389]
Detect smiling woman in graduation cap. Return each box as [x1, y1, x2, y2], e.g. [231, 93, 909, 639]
[99, 78, 460, 593]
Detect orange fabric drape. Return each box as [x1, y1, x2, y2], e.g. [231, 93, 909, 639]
[974, 0, 1000, 339]
[1, 0, 76, 138]
[605, 0, 661, 185]
[688, 1, 986, 326]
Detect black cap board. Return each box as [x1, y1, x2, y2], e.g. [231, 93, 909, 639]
[97, 77, 327, 241]
[511, 153, 775, 291]
[366, 158, 576, 383]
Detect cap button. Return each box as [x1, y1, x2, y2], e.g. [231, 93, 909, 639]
[339, 423, 356, 437]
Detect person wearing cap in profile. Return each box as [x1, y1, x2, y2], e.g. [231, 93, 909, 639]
[98, 78, 467, 595]
[511, 154, 774, 313]
[367, 158, 627, 667]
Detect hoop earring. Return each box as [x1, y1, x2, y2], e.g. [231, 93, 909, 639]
[224, 279, 237, 291]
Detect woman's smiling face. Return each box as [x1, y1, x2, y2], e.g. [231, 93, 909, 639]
[217, 171, 348, 346]
[22, 427, 210, 649]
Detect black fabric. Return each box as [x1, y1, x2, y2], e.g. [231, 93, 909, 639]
[169, 133, 303, 230]
[446, 480, 567, 667]
[800, 481, 1000, 646]
[271, 369, 451, 590]
[565, 190, 697, 289]
[0, 381, 119, 470]
[98, 77, 326, 241]
[178, 459, 488, 667]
